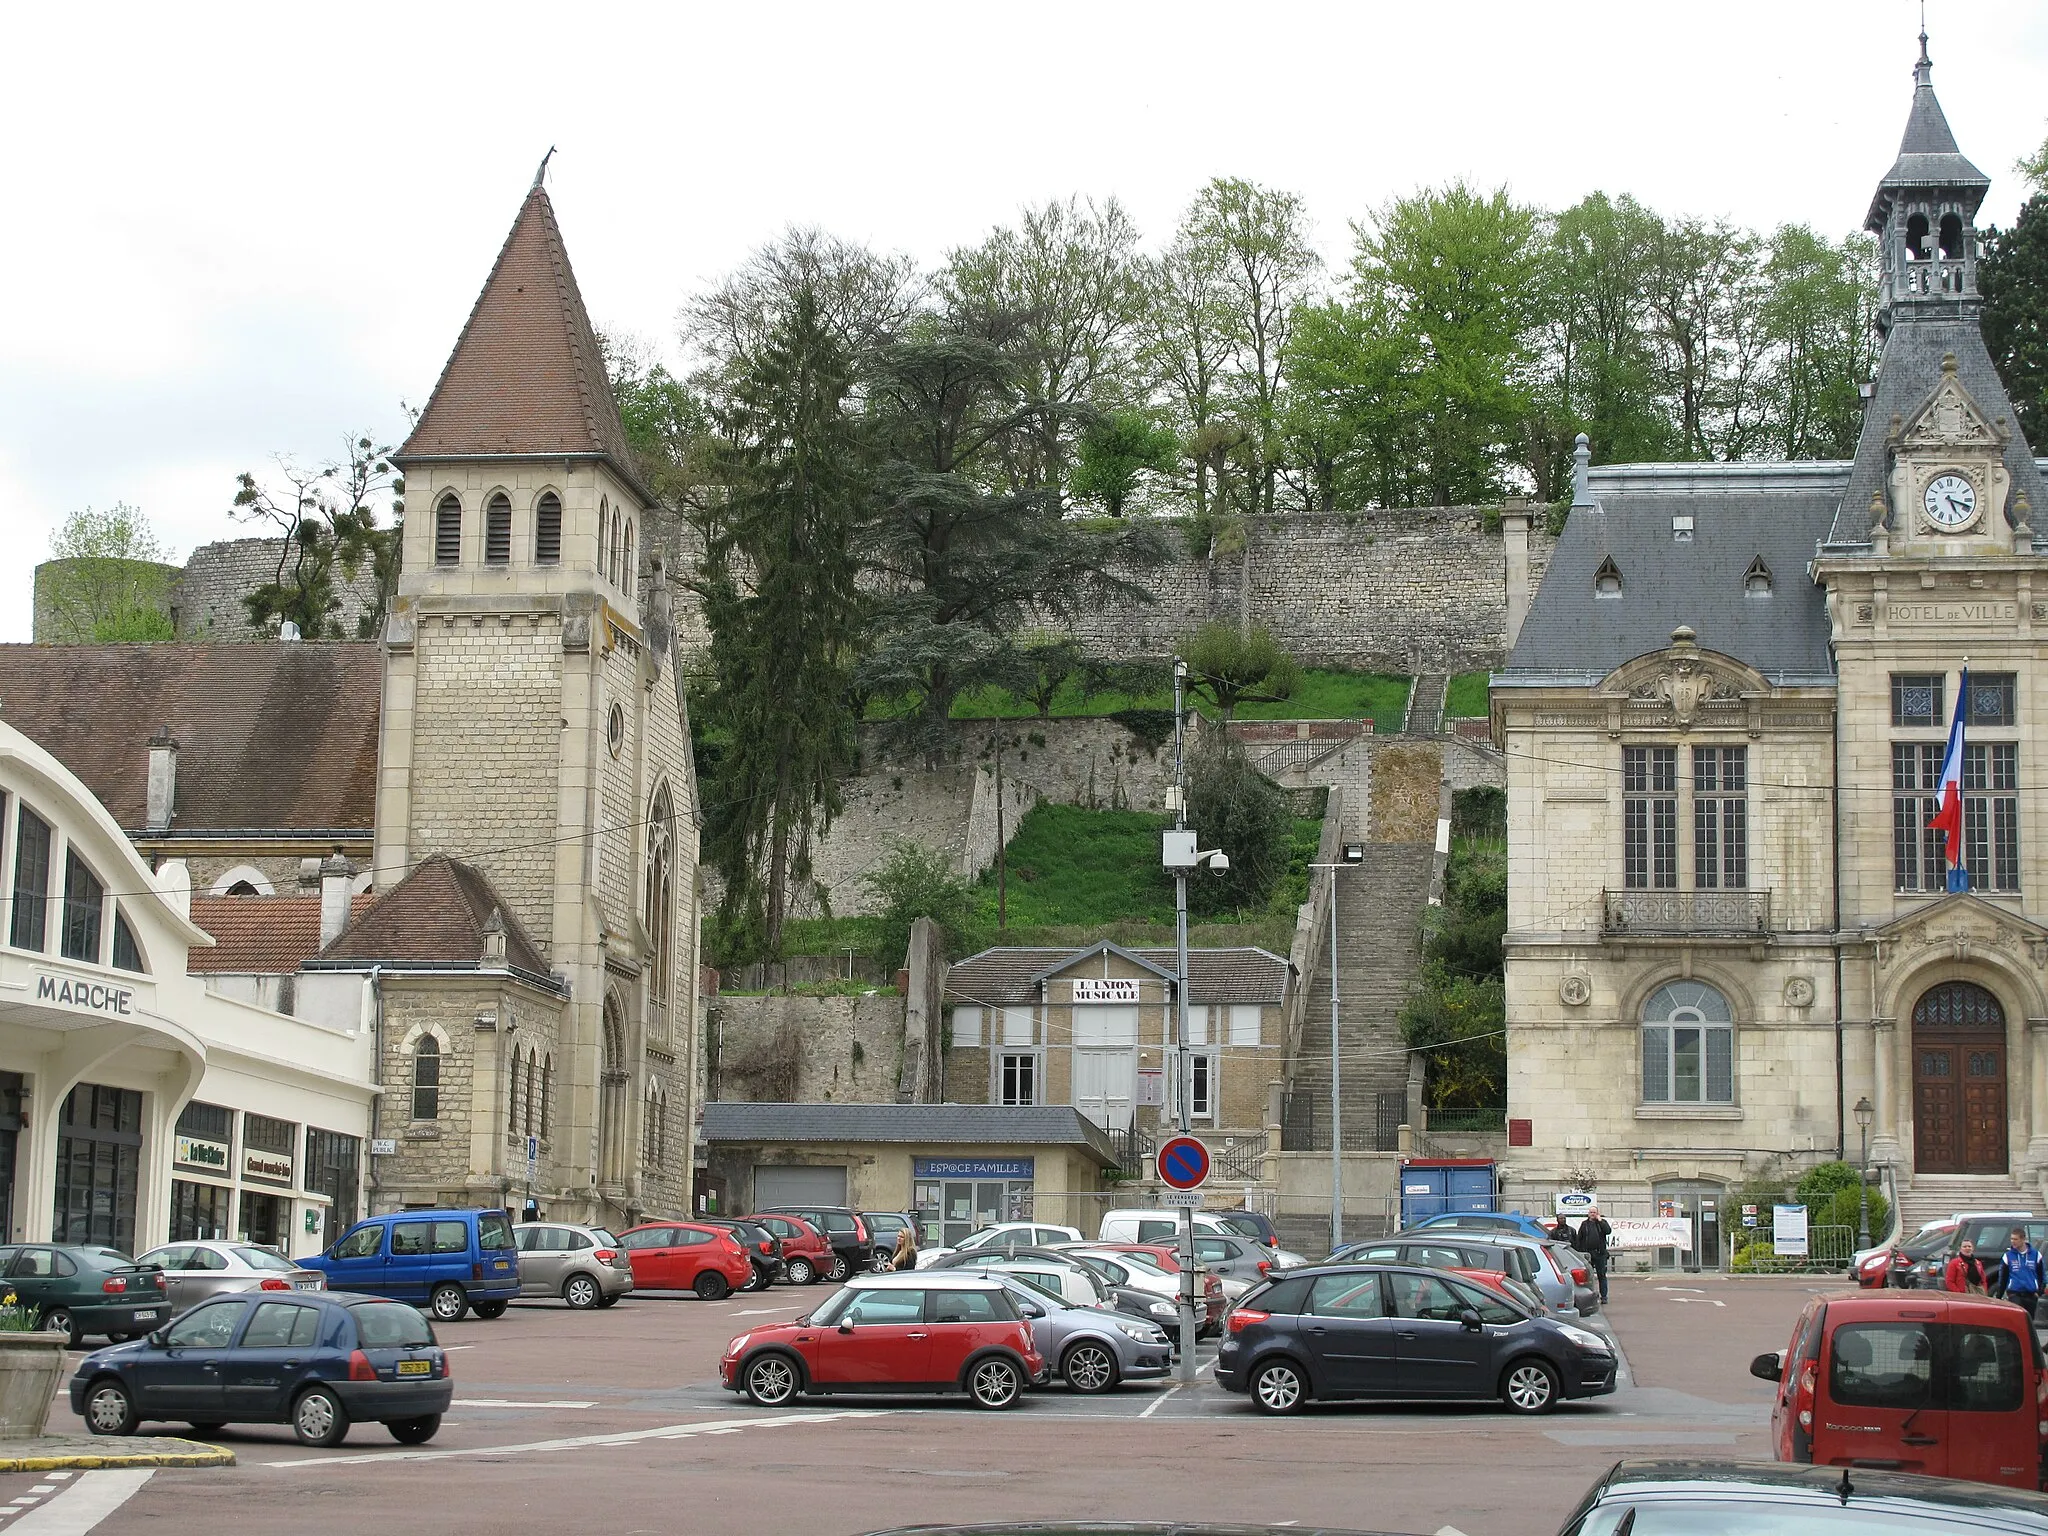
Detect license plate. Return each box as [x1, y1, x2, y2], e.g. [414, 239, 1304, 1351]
[397, 1360, 431, 1376]
[133, 1311, 159, 1322]
[295, 1281, 319, 1290]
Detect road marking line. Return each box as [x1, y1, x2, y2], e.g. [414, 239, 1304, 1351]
[1138, 1387, 1179, 1419]
[452, 1399, 598, 1410]
[267, 1409, 889, 1468]
[729, 1309, 788, 1317]
[11, 1470, 153, 1535]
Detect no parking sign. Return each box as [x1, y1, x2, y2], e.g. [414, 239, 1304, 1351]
[1156, 1136, 1210, 1191]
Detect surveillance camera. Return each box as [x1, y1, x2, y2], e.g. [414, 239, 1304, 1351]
[1206, 852, 1230, 872]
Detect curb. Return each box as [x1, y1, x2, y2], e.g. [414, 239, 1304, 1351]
[0, 1444, 234, 1472]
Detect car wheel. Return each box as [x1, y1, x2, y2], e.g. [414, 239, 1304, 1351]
[429, 1283, 469, 1323]
[740, 1267, 765, 1293]
[694, 1271, 731, 1301]
[1501, 1358, 1560, 1415]
[826, 1253, 851, 1282]
[83, 1378, 138, 1437]
[967, 1356, 1023, 1409]
[743, 1353, 799, 1407]
[563, 1274, 601, 1310]
[386, 1415, 440, 1445]
[40, 1308, 80, 1346]
[1061, 1341, 1118, 1395]
[785, 1257, 815, 1286]
[292, 1385, 351, 1447]
[1250, 1359, 1306, 1415]
[472, 1300, 507, 1319]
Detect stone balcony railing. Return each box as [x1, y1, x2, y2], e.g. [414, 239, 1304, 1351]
[1602, 888, 1772, 937]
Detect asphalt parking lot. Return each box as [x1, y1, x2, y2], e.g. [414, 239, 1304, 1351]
[0, 1273, 1826, 1536]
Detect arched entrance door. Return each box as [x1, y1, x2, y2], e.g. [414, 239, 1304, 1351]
[1912, 982, 2008, 1174]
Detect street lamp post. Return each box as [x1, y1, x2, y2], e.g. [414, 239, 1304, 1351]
[1853, 1095, 1875, 1250]
[1311, 845, 1365, 1255]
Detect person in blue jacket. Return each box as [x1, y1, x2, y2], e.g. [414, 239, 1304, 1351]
[1995, 1227, 2045, 1320]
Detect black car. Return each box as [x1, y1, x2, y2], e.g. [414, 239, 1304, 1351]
[69, 1289, 452, 1448]
[1895, 1215, 2048, 1289]
[1557, 1459, 2048, 1534]
[699, 1218, 784, 1291]
[753, 1205, 873, 1281]
[1213, 1263, 1616, 1415]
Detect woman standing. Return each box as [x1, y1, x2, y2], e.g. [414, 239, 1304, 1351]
[1944, 1238, 1990, 1294]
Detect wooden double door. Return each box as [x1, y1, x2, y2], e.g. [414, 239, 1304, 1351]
[1912, 981, 2009, 1175]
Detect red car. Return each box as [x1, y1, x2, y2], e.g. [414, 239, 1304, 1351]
[749, 1213, 835, 1285]
[721, 1274, 1045, 1409]
[617, 1221, 754, 1300]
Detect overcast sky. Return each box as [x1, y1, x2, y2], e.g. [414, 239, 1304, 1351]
[5, 1, 2045, 643]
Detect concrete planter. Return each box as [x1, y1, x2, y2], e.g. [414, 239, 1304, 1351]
[0, 1333, 71, 1439]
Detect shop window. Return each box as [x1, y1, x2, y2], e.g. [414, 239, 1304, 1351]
[304, 1129, 361, 1244]
[54, 1084, 142, 1251]
[170, 1179, 229, 1242]
[176, 1100, 232, 1145]
[535, 492, 562, 564]
[10, 805, 51, 952]
[1641, 981, 1735, 1105]
[111, 908, 144, 973]
[412, 1037, 441, 1120]
[60, 849, 104, 963]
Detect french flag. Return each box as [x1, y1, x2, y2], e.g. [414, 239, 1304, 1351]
[1928, 667, 1969, 892]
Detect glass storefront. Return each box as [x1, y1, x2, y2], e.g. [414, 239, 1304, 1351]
[304, 1128, 361, 1245]
[240, 1191, 287, 1247]
[0, 1074, 22, 1242]
[170, 1179, 229, 1241]
[54, 1084, 142, 1252]
[913, 1158, 1035, 1248]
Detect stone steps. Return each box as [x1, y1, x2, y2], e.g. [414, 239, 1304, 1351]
[1404, 674, 1447, 738]
[1896, 1174, 2041, 1238]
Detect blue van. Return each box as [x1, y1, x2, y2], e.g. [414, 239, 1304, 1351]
[303, 1209, 521, 1322]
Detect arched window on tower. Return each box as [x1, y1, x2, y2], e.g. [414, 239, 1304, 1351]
[1906, 211, 1930, 260]
[646, 784, 674, 1006]
[485, 492, 512, 565]
[599, 997, 627, 1185]
[412, 1036, 442, 1120]
[598, 500, 610, 584]
[609, 508, 624, 590]
[508, 1050, 522, 1134]
[535, 492, 562, 565]
[622, 521, 635, 597]
[1939, 212, 1964, 260]
[435, 494, 462, 566]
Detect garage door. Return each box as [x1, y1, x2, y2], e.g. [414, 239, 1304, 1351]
[753, 1165, 848, 1208]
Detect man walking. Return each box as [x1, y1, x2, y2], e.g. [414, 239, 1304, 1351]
[1996, 1227, 2044, 1319]
[1575, 1206, 1614, 1304]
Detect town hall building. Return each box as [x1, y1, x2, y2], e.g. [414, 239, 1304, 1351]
[1494, 37, 2048, 1247]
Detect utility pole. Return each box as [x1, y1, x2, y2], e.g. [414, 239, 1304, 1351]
[1310, 847, 1363, 1256]
[1171, 657, 1196, 1387]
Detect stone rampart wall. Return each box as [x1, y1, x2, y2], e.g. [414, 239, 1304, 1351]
[170, 538, 383, 641]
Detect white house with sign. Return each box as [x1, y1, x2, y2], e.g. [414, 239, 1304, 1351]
[0, 718, 373, 1257]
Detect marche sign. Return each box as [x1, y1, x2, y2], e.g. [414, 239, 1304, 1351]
[1156, 1135, 1211, 1192]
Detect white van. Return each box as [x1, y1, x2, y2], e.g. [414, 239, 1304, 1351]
[1097, 1209, 1236, 1245]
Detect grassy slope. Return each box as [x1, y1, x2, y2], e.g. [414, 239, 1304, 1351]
[1445, 671, 1490, 717]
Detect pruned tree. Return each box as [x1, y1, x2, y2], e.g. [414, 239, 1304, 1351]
[229, 435, 401, 639]
[39, 504, 176, 643]
[1182, 622, 1300, 719]
[1070, 409, 1179, 517]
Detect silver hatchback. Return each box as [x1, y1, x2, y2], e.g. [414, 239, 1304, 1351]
[135, 1241, 326, 1315]
[513, 1222, 634, 1309]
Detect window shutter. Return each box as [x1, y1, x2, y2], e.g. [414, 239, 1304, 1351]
[1229, 1004, 1262, 1047]
[485, 494, 511, 564]
[434, 499, 462, 565]
[951, 1007, 982, 1047]
[1001, 1007, 1034, 1046]
[535, 493, 562, 564]
[1642, 1025, 1670, 1102]
[1706, 1027, 1734, 1103]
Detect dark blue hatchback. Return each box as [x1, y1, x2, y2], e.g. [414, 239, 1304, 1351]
[69, 1290, 452, 1447]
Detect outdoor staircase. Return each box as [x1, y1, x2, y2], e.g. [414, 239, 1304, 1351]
[1284, 843, 1436, 1154]
[1895, 1173, 2042, 1237]
[1403, 674, 1448, 738]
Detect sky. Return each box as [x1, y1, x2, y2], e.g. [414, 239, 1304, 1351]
[5, 0, 2046, 643]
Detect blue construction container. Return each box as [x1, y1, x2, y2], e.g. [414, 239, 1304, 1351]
[1398, 1159, 1498, 1226]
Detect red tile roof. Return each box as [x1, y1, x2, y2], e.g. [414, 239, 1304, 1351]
[397, 183, 653, 505]
[187, 893, 377, 974]
[316, 854, 550, 976]
[0, 644, 381, 832]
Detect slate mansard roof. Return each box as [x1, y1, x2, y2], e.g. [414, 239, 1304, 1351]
[702, 1102, 1118, 1164]
[0, 643, 381, 833]
[1866, 37, 1989, 231]
[1503, 465, 1843, 686]
[397, 180, 655, 507]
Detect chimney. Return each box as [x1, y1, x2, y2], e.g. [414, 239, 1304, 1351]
[1500, 496, 1533, 650]
[481, 908, 508, 967]
[146, 727, 178, 832]
[319, 855, 357, 948]
[1571, 433, 1595, 508]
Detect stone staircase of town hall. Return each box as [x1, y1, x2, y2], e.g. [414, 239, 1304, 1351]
[1894, 1173, 2042, 1239]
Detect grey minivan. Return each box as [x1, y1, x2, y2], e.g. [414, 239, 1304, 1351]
[512, 1222, 633, 1309]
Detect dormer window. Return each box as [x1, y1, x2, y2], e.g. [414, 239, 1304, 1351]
[1671, 515, 1694, 543]
[1744, 556, 1773, 595]
[1594, 557, 1623, 598]
[434, 494, 462, 566]
[485, 492, 512, 565]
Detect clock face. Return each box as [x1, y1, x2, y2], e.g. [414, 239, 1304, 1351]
[1924, 472, 1978, 529]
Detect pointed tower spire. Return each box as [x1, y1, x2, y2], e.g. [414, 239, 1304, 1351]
[395, 174, 653, 506]
[1868, 26, 1988, 233]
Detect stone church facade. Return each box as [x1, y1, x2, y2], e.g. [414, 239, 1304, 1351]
[1495, 39, 2048, 1236]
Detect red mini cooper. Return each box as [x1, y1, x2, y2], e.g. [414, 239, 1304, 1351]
[720, 1274, 1046, 1409]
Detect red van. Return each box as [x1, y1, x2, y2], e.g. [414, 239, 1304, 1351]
[1752, 1291, 2048, 1489]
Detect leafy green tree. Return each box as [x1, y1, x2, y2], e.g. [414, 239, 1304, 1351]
[1142, 228, 1233, 518]
[1184, 739, 1290, 917]
[1182, 621, 1299, 719]
[863, 841, 977, 966]
[698, 284, 867, 958]
[1760, 226, 1878, 459]
[1281, 292, 1420, 510]
[38, 504, 176, 643]
[1354, 182, 1541, 505]
[1643, 217, 1775, 464]
[229, 435, 401, 639]
[1070, 410, 1179, 517]
[1982, 195, 2048, 448]
[1000, 632, 1090, 718]
[603, 331, 713, 512]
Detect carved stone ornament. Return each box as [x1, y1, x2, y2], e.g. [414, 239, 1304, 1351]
[561, 613, 592, 653]
[1559, 973, 1593, 1007]
[1896, 356, 2004, 451]
[1783, 976, 1816, 1009]
[1627, 627, 1734, 729]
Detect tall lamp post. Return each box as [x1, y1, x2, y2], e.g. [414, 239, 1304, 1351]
[1310, 844, 1367, 1254]
[1853, 1095, 1875, 1250]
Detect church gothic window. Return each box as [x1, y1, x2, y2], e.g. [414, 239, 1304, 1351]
[598, 500, 610, 583]
[523, 1047, 538, 1136]
[646, 785, 674, 1005]
[485, 493, 512, 565]
[622, 521, 635, 597]
[1641, 981, 1734, 1105]
[598, 998, 627, 1185]
[540, 1054, 553, 1140]
[535, 492, 562, 565]
[411, 1037, 441, 1121]
[435, 494, 462, 565]
[509, 1050, 522, 1135]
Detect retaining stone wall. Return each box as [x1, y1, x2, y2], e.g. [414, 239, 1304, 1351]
[710, 992, 905, 1104]
[170, 538, 383, 641]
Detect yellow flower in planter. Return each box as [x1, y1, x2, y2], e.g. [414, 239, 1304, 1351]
[2, 1294, 14, 1307]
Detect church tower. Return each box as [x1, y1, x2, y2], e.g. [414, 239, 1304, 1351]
[373, 167, 701, 1226]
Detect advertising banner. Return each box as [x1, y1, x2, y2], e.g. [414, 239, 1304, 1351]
[1608, 1217, 1692, 1251]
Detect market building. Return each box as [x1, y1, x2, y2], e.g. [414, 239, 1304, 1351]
[1494, 37, 2048, 1247]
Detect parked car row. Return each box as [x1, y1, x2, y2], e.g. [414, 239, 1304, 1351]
[1855, 1210, 2044, 1290]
